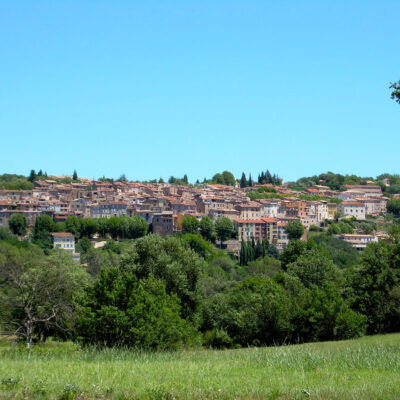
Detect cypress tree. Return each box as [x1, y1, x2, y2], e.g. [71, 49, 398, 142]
[266, 170, 272, 184]
[240, 240, 246, 265]
[28, 170, 36, 182]
[240, 172, 248, 188]
[248, 174, 254, 187]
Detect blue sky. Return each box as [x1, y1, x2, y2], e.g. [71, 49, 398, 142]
[0, 1, 399, 182]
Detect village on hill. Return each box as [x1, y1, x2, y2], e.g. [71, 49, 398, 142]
[0, 171, 394, 260]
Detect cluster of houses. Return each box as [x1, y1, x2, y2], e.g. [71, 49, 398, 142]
[0, 178, 390, 253]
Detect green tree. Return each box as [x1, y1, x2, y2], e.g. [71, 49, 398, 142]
[222, 171, 236, 186]
[347, 241, 400, 333]
[77, 236, 92, 254]
[78, 269, 194, 349]
[387, 198, 400, 216]
[287, 248, 342, 289]
[128, 216, 148, 239]
[280, 240, 309, 269]
[390, 80, 400, 104]
[212, 173, 224, 185]
[199, 216, 214, 241]
[182, 234, 215, 259]
[182, 215, 199, 235]
[65, 215, 81, 237]
[32, 214, 56, 250]
[284, 220, 304, 240]
[240, 172, 248, 188]
[28, 169, 36, 182]
[79, 218, 98, 238]
[224, 277, 292, 346]
[119, 234, 203, 319]
[215, 217, 234, 247]
[0, 244, 89, 347]
[8, 213, 27, 236]
[312, 234, 359, 269]
[72, 170, 78, 181]
[244, 256, 281, 278]
[248, 174, 254, 187]
[294, 282, 366, 342]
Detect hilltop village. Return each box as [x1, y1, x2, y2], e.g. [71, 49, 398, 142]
[0, 173, 392, 256]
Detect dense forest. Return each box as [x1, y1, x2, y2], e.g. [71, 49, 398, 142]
[1, 213, 400, 350]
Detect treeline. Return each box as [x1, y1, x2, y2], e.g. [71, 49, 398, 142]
[0, 174, 34, 190]
[292, 171, 400, 194]
[0, 170, 83, 190]
[2, 220, 400, 350]
[240, 170, 281, 188]
[9, 214, 149, 251]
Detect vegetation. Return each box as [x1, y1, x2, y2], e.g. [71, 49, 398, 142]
[240, 170, 281, 188]
[211, 171, 236, 186]
[215, 217, 234, 246]
[390, 79, 400, 104]
[1, 334, 400, 399]
[8, 214, 27, 236]
[0, 174, 34, 190]
[2, 223, 400, 351]
[285, 220, 305, 240]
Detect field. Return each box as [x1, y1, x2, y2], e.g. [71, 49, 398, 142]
[0, 334, 399, 400]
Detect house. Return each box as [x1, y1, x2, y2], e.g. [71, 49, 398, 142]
[335, 233, 378, 251]
[209, 208, 239, 221]
[51, 232, 80, 262]
[234, 219, 264, 241]
[338, 201, 366, 220]
[152, 211, 174, 236]
[327, 203, 338, 220]
[235, 202, 262, 220]
[343, 185, 382, 197]
[275, 221, 289, 250]
[259, 199, 279, 218]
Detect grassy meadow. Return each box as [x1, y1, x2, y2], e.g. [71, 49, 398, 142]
[0, 333, 399, 400]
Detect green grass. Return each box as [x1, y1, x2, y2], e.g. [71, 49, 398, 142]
[1, 334, 400, 399]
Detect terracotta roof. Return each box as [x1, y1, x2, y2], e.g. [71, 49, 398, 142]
[51, 232, 74, 238]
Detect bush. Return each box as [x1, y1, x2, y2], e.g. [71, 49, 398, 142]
[203, 329, 233, 349]
[79, 272, 196, 349]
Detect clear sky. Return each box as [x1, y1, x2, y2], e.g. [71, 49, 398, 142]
[0, 1, 399, 183]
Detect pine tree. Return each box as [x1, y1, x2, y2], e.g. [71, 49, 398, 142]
[73, 170, 78, 181]
[240, 172, 248, 188]
[183, 174, 188, 184]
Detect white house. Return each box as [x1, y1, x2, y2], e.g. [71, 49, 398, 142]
[338, 201, 366, 220]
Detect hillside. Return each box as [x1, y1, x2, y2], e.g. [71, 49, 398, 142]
[1, 333, 399, 399]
